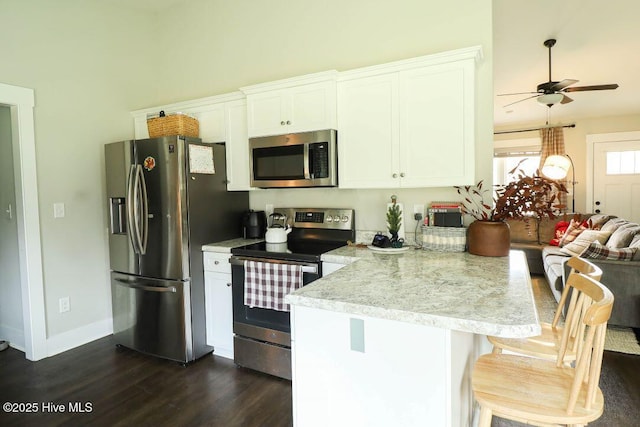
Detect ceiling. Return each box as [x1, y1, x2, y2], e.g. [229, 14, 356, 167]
[494, 0, 640, 127]
[109, 0, 640, 128]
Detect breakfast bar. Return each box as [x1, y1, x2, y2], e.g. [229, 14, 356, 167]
[286, 249, 539, 427]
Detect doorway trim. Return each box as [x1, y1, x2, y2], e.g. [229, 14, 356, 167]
[586, 130, 640, 213]
[1, 82, 47, 360]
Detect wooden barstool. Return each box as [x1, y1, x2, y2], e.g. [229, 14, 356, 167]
[488, 256, 603, 363]
[472, 272, 614, 426]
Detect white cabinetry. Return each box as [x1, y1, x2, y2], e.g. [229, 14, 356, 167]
[290, 305, 474, 427]
[131, 92, 252, 191]
[241, 71, 338, 138]
[203, 251, 234, 360]
[322, 262, 347, 276]
[337, 46, 482, 189]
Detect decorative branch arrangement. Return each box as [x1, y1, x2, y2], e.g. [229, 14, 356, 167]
[455, 161, 567, 222]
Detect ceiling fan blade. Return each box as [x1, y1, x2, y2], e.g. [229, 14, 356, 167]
[550, 79, 578, 91]
[503, 94, 540, 108]
[563, 84, 619, 92]
[560, 94, 573, 104]
[497, 91, 538, 97]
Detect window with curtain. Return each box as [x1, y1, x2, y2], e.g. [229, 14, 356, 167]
[493, 137, 541, 186]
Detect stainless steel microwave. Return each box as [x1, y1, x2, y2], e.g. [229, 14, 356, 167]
[249, 129, 337, 188]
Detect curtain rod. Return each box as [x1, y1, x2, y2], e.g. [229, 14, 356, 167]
[494, 123, 576, 135]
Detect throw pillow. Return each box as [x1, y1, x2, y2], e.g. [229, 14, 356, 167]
[558, 218, 588, 247]
[630, 235, 640, 261]
[581, 240, 637, 261]
[560, 230, 612, 256]
[587, 214, 615, 229]
[606, 223, 640, 248]
[600, 217, 629, 233]
[549, 220, 570, 246]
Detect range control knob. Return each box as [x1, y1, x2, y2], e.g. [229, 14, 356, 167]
[341, 215, 349, 223]
[326, 215, 333, 223]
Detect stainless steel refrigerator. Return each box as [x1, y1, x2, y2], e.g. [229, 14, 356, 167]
[105, 135, 248, 363]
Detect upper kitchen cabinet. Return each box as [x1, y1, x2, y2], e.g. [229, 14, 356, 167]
[131, 92, 252, 191]
[241, 71, 338, 138]
[337, 46, 482, 189]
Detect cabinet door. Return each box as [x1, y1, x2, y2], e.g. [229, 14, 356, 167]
[288, 82, 337, 134]
[399, 62, 475, 187]
[196, 105, 226, 143]
[224, 100, 252, 191]
[204, 270, 234, 359]
[246, 91, 287, 137]
[322, 262, 346, 276]
[337, 74, 399, 189]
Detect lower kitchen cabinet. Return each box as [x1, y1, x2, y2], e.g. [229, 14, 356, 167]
[290, 305, 475, 427]
[322, 262, 347, 276]
[203, 252, 234, 359]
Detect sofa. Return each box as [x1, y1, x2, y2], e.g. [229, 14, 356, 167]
[508, 214, 640, 328]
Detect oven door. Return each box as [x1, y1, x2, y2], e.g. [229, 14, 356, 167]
[230, 256, 320, 346]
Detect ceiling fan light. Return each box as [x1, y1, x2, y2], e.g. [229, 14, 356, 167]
[537, 93, 564, 106]
[542, 154, 572, 179]
[538, 93, 564, 105]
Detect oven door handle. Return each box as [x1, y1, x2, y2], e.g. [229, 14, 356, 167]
[230, 256, 318, 274]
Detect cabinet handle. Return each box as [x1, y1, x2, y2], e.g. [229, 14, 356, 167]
[286, 120, 291, 125]
[392, 173, 398, 178]
[280, 121, 285, 125]
[214, 260, 220, 265]
[226, 283, 231, 287]
[400, 172, 405, 178]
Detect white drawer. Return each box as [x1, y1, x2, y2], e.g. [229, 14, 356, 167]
[203, 252, 231, 273]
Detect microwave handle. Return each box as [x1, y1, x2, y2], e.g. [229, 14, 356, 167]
[303, 143, 311, 179]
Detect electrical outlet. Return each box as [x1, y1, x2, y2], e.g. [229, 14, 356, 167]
[59, 297, 70, 313]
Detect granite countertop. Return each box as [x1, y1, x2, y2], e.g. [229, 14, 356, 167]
[202, 238, 263, 253]
[287, 247, 540, 338]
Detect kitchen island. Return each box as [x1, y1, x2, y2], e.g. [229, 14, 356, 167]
[286, 248, 538, 427]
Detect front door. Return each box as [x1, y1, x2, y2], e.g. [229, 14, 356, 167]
[592, 134, 640, 223]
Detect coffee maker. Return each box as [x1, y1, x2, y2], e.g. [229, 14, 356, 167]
[242, 210, 267, 239]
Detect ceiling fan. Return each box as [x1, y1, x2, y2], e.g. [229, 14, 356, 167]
[499, 38, 619, 108]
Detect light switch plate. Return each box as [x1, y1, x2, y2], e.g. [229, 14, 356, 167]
[53, 202, 65, 218]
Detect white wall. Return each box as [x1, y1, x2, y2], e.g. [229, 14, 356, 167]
[0, 0, 158, 340]
[153, 0, 495, 235]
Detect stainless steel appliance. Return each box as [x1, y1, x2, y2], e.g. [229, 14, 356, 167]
[249, 129, 337, 188]
[230, 207, 355, 379]
[105, 136, 249, 363]
[242, 210, 267, 239]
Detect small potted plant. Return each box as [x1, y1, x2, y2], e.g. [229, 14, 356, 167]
[387, 195, 403, 247]
[455, 162, 567, 256]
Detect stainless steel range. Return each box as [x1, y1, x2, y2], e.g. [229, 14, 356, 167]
[230, 207, 355, 379]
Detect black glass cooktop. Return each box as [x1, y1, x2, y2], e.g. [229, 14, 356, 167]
[231, 240, 347, 263]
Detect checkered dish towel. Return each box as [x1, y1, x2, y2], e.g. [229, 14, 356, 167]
[243, 260, 304, 312]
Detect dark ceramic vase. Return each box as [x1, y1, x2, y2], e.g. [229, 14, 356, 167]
[467, 220, 510, 257]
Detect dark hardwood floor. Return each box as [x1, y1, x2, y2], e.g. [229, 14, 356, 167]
[2, 335, 639, 426]
[0, 337, 292, 427]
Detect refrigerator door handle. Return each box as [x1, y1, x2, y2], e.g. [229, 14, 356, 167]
[137, 164, 149, 255]
[114, 277, 177, 293]
[126, 165, 141, 254]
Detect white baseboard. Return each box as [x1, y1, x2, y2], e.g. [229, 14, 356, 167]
[46, 318, 113, 357]
[0, 324, 25, 352]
